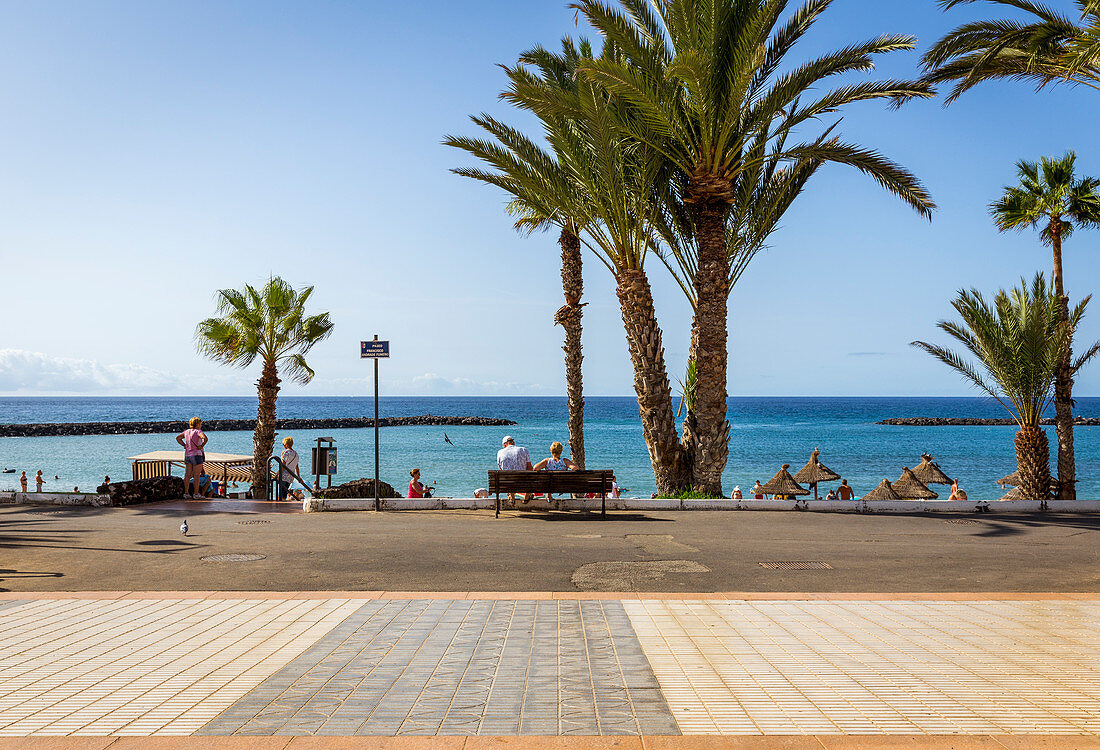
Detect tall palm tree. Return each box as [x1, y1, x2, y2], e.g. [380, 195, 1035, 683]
[922, 0, 1100, 104]
[573, 0, 936, 495]
[913, 274, 1098, 503]
[196, 277, 334, 498]
[991, 152, 1100, 499]
[503, 40, 691, 493]
[444, 40, 593, 469]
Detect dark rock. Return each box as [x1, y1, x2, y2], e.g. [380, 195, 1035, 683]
[101, 476, 185, 506]
[0, 415, 518, 438]
[314, 478, 400, 500]
[878, 417, 1100, 426]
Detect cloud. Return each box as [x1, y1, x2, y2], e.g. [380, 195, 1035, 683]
[403, 372, 551, 396]
[0, 349, 182, 394]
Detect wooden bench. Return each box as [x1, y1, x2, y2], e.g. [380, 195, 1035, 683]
[488, 470, 614, 518]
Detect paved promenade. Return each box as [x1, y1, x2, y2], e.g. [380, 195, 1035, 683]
[1, 592, 1098, 747]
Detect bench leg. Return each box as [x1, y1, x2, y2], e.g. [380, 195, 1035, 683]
[495, 492, 500, 519]
[601, 493, 606, 518]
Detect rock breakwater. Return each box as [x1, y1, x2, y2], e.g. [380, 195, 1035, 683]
[0, 415, 517, 438]
[878, 417, 1100, 426]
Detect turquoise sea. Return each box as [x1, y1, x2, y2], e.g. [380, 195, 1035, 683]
[1, 396, 1098, 501]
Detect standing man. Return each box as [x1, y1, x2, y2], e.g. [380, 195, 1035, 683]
[277, 436, 299, 501]
[35, 470, 44, 492]
[497, 435, 533, 504]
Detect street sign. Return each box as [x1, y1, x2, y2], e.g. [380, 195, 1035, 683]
[360, 340, 390, 358]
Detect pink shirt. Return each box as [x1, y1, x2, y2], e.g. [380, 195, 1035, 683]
[182, 428, 205, 457]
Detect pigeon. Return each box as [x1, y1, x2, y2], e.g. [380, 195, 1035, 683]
[180, 520, 189, 536]
[444, 432, 454, 446]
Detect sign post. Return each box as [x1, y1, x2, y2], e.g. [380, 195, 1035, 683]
[361, 337, 390, 511]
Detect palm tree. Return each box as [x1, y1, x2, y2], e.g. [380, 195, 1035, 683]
[503, 40, 691, 493]
[196, 277, 334, 498]
[444, 40, 593, 469]
[913, 274, 1098, 503]
[922, 0, 1100, 103]
[573, 0, 936, 495]
[990, 152, 1100, 498]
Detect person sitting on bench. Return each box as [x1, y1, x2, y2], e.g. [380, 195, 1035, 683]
[497, 435, 533, 504]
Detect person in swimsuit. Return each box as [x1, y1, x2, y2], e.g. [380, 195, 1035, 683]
[408, 468, 433, 498]
[175, 417, 208, 499]
[752, 480, 764, 499]
[35, 470, 44, 492]
[837, 479, 855, 501]
[19, 471, 27, 492]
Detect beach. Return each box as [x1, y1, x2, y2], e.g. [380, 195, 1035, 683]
[2, 395, 1098, 501]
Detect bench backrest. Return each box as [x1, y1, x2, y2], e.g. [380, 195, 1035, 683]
[488, 469, 613, 495]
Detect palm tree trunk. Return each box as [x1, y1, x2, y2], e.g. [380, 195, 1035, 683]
[556, 226, 585, 469]
[1049, 223, 1075, 500]
[616, 268, 689, 494]
[1014, 425, 1052, 504]
[252, 359, 281, 499]
[689, 203, 731, 496]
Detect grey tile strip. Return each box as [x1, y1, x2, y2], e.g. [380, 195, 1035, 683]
[197, 598, 678, 736]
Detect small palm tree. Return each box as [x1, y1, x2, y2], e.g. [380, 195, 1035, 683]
[991, 152, 1100, 498]
[922, 0, 1100, 103]
[196, 277, 334, 498]
[913, 274, 1098, 503]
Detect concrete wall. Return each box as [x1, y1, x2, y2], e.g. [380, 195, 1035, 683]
[0, 491, 110, 507]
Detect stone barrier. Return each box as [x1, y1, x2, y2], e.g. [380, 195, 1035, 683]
[99, 476, 185, 506]
[878, 416, 1100, 426]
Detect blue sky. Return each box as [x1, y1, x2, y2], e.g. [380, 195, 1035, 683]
[1, 0, 1098, 397]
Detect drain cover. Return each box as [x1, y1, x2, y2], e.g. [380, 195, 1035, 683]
[29, 510, 68, 516]
[759, 561, 833, 570]
[236, 519, 271, 525]
[201, 553, 266, 563]
[946, 519, 980, 525]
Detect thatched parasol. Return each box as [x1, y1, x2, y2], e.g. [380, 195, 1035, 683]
[793, 447, 841, 499]
[760, 464, 810, 498]
[913, 453, 952, 486]
[893, 467, 939, 500]
[862, 479, 902, 502]
[999, 486, 1022, 501]
[996, 470, 1020, 487]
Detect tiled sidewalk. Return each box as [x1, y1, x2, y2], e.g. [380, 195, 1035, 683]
[0, 593, 1097, 741]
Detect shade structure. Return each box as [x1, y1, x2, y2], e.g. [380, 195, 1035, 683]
[793, 447, 841, 499]
[862, 479, 902, 502]
[999, 486, 1022, 501]
[913, 453, 952, 486]
[760, 464, 810, 497]
[997, 470, 1020, 487]
[893, 467, 938, 500]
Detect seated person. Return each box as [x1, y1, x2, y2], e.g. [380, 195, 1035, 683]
[837, 480, 855, 501]
[532, 441, 577, 471]
[825, 488, 838, 501]
[408, 468, 434, 498]
[731, 485, 743, 500]
[196, 472, 214, 498]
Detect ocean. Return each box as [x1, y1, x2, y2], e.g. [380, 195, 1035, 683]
[1, 396, 1098, 501]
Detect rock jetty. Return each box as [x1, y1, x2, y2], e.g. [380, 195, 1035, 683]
[878, 417, 1100, 426]
[0, 415, 517, 438]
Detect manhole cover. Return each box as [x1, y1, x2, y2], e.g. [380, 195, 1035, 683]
[759, 561, 833, 570]
[946, 519, 979, 525]
[236, 519, 271, 525]
[29, 510, 67, 516]
[200, 553, 266, 563]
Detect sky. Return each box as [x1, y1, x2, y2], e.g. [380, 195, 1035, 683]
[1, 0, 1099, 398]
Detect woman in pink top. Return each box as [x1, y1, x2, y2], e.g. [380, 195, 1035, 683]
[176, 417, 208, 499]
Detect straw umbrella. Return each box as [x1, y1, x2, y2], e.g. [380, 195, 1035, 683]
[862, 479, 902, 502]
[893, 467, 939, 500]
[760, 464, 810, 499]
[793, 447, 841, 500]
[999, 486, 1022, 501]
[996, 470, 1019, 488]
[913, 453, 953, 488]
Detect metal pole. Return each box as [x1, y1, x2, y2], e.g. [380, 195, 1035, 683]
[374, 334, 380, 512]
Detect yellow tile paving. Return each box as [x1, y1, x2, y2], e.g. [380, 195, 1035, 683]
[623, 599, 1100, 736]
[0, 598, 363, 736]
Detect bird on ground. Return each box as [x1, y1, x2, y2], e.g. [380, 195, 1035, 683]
[444, 432, 454, 446]
[180, 520, 189, 536]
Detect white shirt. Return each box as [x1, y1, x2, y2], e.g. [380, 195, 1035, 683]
[497, 444, 530, 470]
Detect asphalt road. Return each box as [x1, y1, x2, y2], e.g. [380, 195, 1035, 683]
[2, 503, 1099, 593]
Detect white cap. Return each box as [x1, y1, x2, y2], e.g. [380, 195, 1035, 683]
[502, 435, 514, 446]
[733, 485, 740, 491]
